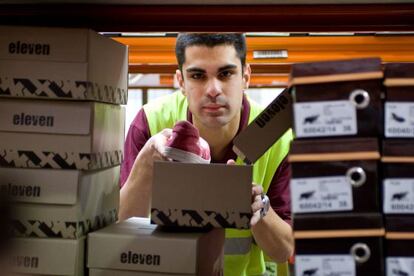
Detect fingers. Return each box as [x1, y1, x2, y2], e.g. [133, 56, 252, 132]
[250, 184, 264, 226]
[226, 159, 236, 165]
[251, 184, 263, 197]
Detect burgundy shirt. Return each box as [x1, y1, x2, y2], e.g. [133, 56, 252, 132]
[120, 96, 292, 225]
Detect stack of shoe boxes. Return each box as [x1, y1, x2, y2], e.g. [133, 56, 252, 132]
[289, 58, 385, 275]
[0, 26, 127, 276]
[87, 124, 238, 274]
[382, 63, 414, 275]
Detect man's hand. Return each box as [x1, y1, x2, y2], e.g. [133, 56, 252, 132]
[119, 128, 172, 221]
[226, 159, 265, 226]
[226, 158, 294, 262]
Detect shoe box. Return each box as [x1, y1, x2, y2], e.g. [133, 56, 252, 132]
[151, 161, 252, 229]
[290, 138, 381, 222]
[383, 63, 414, 139]
[290, 58, 384, 139]
[0, 98, 125, 170]
[295, 234, 384, 276]
[6, 166, 119, 239]
[233, 88, 293, 164]
[87, 217, 224, 276]
[0, 26, 128, 104]
[89, 268, 191, 276]
[385, 234, 414, 276]
[8, 237, 85, 276]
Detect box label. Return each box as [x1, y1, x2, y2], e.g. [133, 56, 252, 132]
[295, 255, 355, 276]
[383, 179, 414, 214]
[0, 100, 90, 134]
[385, 102, 414, 138]
[294, 100, 357, 138]
[291, 176, 353, 213]
[387, 257, 414, 276]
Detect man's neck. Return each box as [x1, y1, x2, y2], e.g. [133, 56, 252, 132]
[193, 111, 241, 161]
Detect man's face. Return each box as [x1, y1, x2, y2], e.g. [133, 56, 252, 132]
[176, 44, 250, 129]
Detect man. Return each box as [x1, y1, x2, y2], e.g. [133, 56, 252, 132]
[119, 33, 293, 275]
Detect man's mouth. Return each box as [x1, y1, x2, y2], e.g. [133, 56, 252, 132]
[203, 104, 225, 111]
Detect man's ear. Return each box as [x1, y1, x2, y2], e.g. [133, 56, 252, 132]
[176, 69, 185, 95]
[243, 63, 251, 90]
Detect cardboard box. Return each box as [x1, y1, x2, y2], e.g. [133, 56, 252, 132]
[233, 88, 293, 164]
[291, 160, 380, 214]
[385, 235, 414, 276]
[87, 217, 224, 275]
[151, 161, 252, 229]
[0, 26, 127, 104]
[384, 63, 414, 138]
[10, 166, 119, 239]
[8, 237, 84, 276]
[89, 268, 191, 276]
[290, 58, 383, 139]
[0, 99, 125, 170]
[295, 236, 384, 276]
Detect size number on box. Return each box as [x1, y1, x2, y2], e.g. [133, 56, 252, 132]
[385, 102, 414, 138]
[387, 257, 414, 276]
[296, 255, 356, 276]
[383, 179, 414, 214]
[294, 100, 357, 138]
[291, 176, 353, 213]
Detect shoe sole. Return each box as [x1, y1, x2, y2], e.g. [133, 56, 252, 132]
[162, 146, 210, 164]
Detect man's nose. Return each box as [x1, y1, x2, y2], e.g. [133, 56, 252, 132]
[205, 78, 222, 99]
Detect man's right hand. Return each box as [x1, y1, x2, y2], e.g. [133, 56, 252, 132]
[118, 128, 172, 221]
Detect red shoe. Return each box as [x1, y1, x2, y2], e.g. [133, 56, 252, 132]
[163, 121, 211, 163]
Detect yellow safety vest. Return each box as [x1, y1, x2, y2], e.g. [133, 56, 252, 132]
[144, 91, 293, 276]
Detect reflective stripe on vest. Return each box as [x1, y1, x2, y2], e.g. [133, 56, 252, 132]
[143, 91, 292, 276]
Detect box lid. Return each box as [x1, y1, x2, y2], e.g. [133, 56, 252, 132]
[384, 63, 414, 87]
[290, 58, 383, 85]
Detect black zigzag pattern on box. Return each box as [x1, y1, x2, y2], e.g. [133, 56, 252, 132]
[151, 208, 251, 229]
[0, 149, 122, 170]
[0, 77, 127, 104]
[11, 209, 118, 239]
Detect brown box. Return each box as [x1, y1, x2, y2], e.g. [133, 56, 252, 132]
[295, 235, 384, 276]
[9, 166, 119, 239]
[233, 88, 293, 164]
[290, 138, 381, 215]
[385, 235, 414, 276]
[151, 161, 252, 229]
[0, 26, 128, 104]
[89, 268, 191, 276]
[0, 99, 125, 170]
[87, 217, 224, 276]
[384, 63, 414, 138]
[8, 237, 84, 276]
[290, 58, 383, 139]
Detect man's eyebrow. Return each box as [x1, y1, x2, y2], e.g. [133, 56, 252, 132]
[186, 67, 206, 73]
[218, 64, 238, 72]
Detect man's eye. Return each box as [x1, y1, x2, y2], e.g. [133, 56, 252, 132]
[190, 73, 204, 80]
[219, 71, 234, 79]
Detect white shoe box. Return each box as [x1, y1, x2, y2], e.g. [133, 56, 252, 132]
[0, 99, 125, 170]
[87, 217, 224, 276]
[89, 268, 190, 276]
[8, 166, 120, 239]
[0, 26, 128, 104]
[9, 237, 85, 276]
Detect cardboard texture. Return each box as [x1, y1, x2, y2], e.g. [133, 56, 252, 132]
[295, 236, 384, 276]
[9, 166, 120, 239]
[9, 237, 84, 276]
[290, 58, 383, 138]
[89, 268, 191, 276]
[0, 26, 128, 104]
[88, 217, 224, 275]
[151, 161, 252, 229]
[232, 88, 293, 164]
[0, 99, 125, 170]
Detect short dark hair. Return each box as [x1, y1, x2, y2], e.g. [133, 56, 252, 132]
[175, 33, 247, 71]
